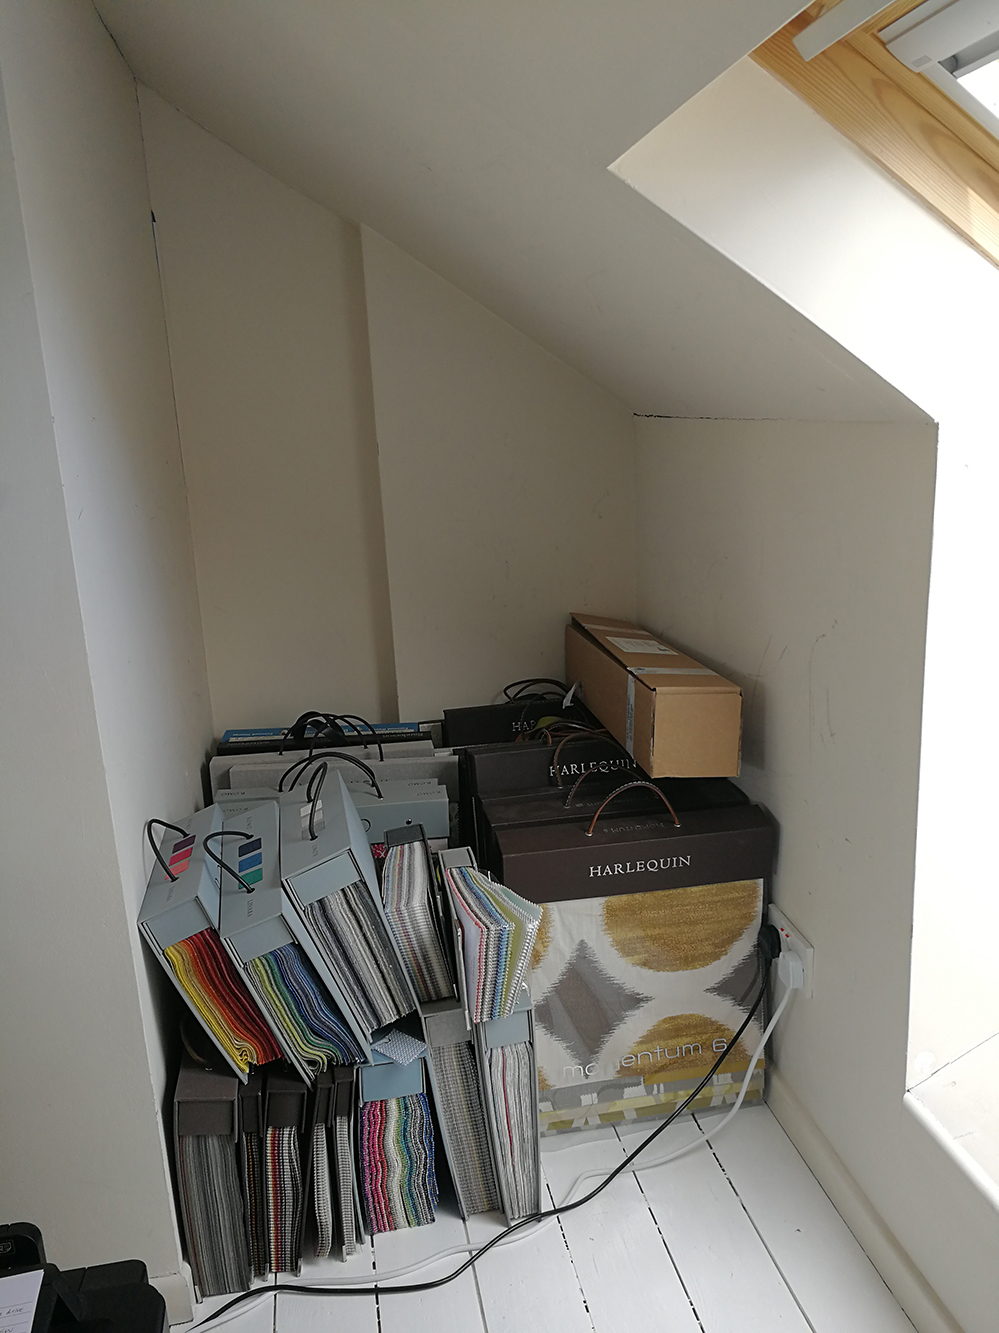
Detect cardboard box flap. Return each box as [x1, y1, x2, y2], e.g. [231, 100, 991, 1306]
[569, 613, 739, 694]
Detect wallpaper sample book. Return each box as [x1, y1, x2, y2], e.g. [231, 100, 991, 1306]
[139, 808, 281, 1078]
[493, 803, 776, 1133]
[445, 866, 541, 1023]
[359, 1093, 438, 1234]
[380, 838, 453, 1003]
[174, 1056, 251, 1298]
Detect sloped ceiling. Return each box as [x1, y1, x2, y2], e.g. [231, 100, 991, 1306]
[95, 0, 923, 421]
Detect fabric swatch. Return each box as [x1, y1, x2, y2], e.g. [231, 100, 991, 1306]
[381, 842, 453, 1002]
[164, 928, 281, 1072]
[302, 882, 411, 1032]
[265, 1125, 302, 1273]
[312, 1124, 333, 1260]
[359, 1093, 438, 1233]
[178, 1134, 251, 1297]
[246, 942, 364, 1072]
[429, 1041, 500, 1215]
[239, 1131, 268, 1278]
[372, 1028, 427, 1066]
[482, 1042, 540, 1222]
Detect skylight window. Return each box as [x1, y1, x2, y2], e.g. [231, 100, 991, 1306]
[957, 53, 999, 116]
[881, 0, 999, 138]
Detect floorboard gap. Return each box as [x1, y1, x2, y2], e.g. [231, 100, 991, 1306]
[631, 1168, 707, 1333]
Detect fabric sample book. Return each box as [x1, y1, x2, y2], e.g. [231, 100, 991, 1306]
[263, 1069, 307, 1274]
[359, 1093, 438, 1234]
[139, 808, 281, 1078]
[173, 1056, 251, 1298]
[444, 866, 541, 1023]
[380, 836, 454, 1003]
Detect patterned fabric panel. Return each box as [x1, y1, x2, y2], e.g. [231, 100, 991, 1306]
[531, 879, 765, 1134]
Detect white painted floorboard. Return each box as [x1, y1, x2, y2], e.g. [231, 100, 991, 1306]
[178, 1105, 916, 1333]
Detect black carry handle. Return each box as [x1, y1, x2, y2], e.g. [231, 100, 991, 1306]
[278, 711, 341, 755]
[304, 762, 327, 841]
[279, 750, 384, 800]
[331, 714, 385, 763]
[145, 818, 190, 882]
[202, 829, 257, 893]
[584, 782, 681, 836]
[502, 678, 569, 701]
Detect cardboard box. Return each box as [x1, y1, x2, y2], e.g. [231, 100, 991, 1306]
[565, 613, 742, 778]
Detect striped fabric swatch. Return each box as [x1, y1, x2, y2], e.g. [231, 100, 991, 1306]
[429, 1042, 500, 1215]
[359, 1094, 438, 1234]
[312, 1124, 333, 1260]
[245, 943, 364, 1073]
[334, 1114, 359, 1257]
[239, 1131, 268, 1278]
[265, 1125, 302, 1273]
[483, 1043, 540, 1223]
[301, 882, 411, 1033]
[380, 842, 453, 1003]
[164, 928, 281, 1073]
[178, 1134, 251, 1297]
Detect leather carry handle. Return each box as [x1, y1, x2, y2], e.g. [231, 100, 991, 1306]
[550, 729, 627, 788]
[584, 782, 681, 837]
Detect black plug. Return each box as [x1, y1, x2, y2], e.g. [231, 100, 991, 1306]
[757, 922, 782, 966]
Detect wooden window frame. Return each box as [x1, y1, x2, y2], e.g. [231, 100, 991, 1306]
[752, 1, 999, 266]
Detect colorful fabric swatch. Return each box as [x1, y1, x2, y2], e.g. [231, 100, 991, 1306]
[359, 1093, 438, 1234]
[246, 943, 364, 1073]
[265, 1125, 302, 1274]
[381, 842, 454, 1003]
[164, 928, 281, 1073]
[446, 868, 541, 1023]
[429, 1041, 500, 1215]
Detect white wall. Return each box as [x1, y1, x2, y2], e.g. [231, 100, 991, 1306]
[0, 3, 212, 1316]
[362, 228, 638, 720]
[138, 87, 398, 734]
[615, 58, 999, 1333]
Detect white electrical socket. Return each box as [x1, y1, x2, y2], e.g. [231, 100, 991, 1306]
[767, 903, 814, 999]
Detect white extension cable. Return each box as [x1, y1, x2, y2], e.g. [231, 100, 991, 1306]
[195, 962, 801, 1329]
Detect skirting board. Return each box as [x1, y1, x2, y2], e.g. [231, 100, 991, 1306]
[150, 1267, 194, 1326]
[766, 1069, 960, 1333]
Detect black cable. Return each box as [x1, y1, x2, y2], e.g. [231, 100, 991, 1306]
[192, 929, 780, 1328]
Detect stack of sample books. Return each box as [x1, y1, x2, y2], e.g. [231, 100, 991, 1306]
[145, 778, 544, 1299]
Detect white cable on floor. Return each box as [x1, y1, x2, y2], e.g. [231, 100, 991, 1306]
[190, 983, 795, 1327]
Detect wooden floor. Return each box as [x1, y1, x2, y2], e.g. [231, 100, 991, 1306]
[187, 1104, 916, 1333]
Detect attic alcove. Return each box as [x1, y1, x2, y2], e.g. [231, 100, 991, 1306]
[4, 5, 999, 1332]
